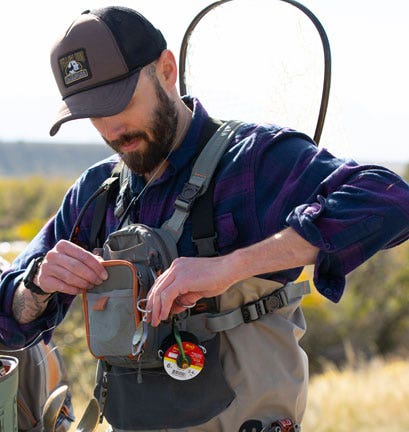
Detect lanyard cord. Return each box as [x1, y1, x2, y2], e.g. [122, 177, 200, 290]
[69, 181, 113, 243]
[172, 317, 189, 368]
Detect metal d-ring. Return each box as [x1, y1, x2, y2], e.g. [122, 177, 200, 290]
[136, 298, 152, 317]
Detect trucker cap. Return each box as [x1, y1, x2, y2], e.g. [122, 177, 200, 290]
[49, 6, 167, 136]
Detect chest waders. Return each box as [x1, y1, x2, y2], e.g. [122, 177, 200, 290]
[76, 119, 310, 431]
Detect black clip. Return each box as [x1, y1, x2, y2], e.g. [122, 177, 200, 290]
[241, 287, 289, 324]
[263, 287, 288, 312]
[175, 183, 202, 211]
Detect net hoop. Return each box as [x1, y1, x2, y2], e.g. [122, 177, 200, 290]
[178, 0, 331, 145]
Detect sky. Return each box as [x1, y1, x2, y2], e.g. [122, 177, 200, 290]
[0, 0, 408, 165]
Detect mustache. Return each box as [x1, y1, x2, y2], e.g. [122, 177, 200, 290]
[105, 131, 150, 151]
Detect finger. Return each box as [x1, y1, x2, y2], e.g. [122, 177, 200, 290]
[158, 289, 176, 323]
[147, 286, 168, 327]
[174, 295, 198, 309]
[46, 276, 84, 296]
[40, 259, 97, 291]
[59, 241, 108, 280]
[155, 281, 190, 322]
[52, 241, 108, 283]
[171, 294, 199, 315]
[146, 270, 174, 325]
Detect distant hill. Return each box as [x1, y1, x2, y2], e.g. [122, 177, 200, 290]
[0, 141, 114, 178]
[0, 140, 407, 179]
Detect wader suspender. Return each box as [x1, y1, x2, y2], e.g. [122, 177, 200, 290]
[190, 118, 223, 258]
[160, 120, 243, 243]
[89, 168, 122, 250]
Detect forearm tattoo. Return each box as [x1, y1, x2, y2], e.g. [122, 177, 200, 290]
[12, 284, 49, 324]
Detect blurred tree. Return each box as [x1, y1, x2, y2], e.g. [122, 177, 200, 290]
[302, 239, 409, 372]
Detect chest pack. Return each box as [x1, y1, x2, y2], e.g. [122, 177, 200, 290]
[74, 119, 311, 430]
[81, 119, 242, 370]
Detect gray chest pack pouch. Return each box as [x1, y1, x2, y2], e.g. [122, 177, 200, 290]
[77, 119, 311, 430]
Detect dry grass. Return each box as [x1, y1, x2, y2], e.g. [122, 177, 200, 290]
[70, 357, 409, 431]
[303, 357, 409, 431]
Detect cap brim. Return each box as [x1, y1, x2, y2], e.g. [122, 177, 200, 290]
[49, 70, 140, 136]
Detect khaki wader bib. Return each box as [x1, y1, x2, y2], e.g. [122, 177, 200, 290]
[110, 277, 308, 432]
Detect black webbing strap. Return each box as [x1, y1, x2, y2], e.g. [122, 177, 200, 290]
[190, 117, 222, 258]
[88, 170, 121, 250]
[188, 117, 223, 316]
[191, 179, 218, 257]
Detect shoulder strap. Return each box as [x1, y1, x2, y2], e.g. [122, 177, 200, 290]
[162, 120, 242, 242]
[88, 163, 122, 250]
[190, 179, 217, 257]
[190, 117, 222, 257]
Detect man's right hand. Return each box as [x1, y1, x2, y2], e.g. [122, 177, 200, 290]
[36, 240, 109, 296]
[13, 240, 109, 325]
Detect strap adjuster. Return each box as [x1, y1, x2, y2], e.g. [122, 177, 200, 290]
[192, 235, 219, 257]
[241, 287, 288, 323]
[175, 183, 202, 212]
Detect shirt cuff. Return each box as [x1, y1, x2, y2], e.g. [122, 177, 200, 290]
[285, 196, 347, 302]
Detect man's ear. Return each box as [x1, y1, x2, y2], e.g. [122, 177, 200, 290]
[156, 49, 178, 91]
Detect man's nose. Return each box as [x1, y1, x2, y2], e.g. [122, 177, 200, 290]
[92, 117, 127, 142]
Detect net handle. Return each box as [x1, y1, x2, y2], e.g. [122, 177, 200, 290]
[178, 0, 331, 145]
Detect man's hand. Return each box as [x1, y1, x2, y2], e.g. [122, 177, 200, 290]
[36, 240, 108, 296]
[146, 255, 238, 327]
[12, 240, 108, 324]
[145, 227, 319, 327]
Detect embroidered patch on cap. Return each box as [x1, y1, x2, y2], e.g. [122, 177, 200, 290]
[59, 49, 92, 87]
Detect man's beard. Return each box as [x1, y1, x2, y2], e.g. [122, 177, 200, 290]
[106, 81, 178, 174]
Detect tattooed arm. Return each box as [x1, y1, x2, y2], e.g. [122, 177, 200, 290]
[12, 284, 52, 324]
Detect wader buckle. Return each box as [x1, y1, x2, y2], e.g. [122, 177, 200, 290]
[241, 287, 288, 323]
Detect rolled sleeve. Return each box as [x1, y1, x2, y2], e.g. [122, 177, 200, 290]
[253, 132, 409, 302]
[287, 166, 409, 302]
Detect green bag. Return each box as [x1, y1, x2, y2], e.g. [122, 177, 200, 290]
[0, 355, 19, 432]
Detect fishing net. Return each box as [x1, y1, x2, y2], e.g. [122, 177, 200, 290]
[179, 0, 331, 144]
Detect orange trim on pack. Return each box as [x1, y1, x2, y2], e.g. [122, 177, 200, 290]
[41, 341, 61, 393]
[83, 260, 140, 361]
[82, 287, 97, 359]
[132, 266, 141, 327]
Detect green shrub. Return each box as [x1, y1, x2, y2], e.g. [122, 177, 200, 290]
[0, 176, 72, 241]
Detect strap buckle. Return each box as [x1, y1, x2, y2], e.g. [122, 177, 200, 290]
[174, 182, 202, 212]
[241, 287, 288, 324]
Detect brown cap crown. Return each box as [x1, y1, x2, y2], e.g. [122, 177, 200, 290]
[49, 7, 167, 136]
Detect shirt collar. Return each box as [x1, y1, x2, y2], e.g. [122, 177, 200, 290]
[166, 96, 209, 173]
